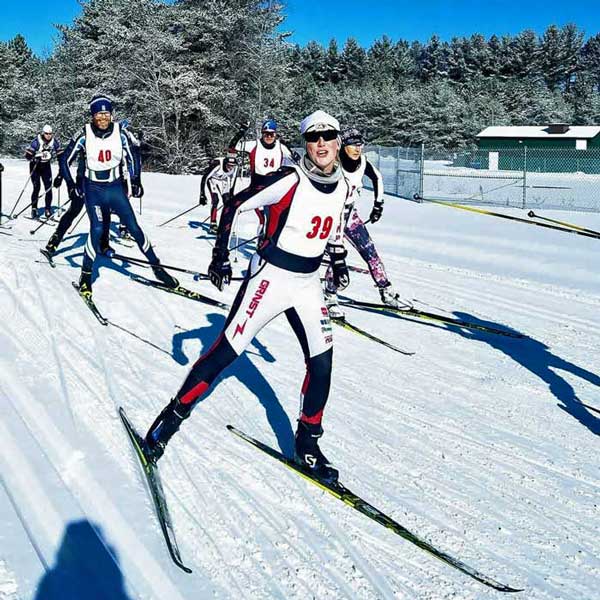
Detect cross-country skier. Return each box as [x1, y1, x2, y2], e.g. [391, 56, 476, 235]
[229, 119, 300, 233]
[324, 128, 412, 318]
[59, 94, 177, 297]
[24, 125, 62, 218]
[141, 110, 350, 484]
[45, 117, 144, 259]
[199, 153, 238, 233]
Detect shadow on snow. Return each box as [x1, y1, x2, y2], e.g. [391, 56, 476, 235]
[34, 519, 132, 600]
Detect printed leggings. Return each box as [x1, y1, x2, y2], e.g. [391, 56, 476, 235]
[325, 205, 389, 293]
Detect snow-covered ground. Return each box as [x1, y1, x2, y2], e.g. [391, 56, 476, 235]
[1, 158, 599, 599]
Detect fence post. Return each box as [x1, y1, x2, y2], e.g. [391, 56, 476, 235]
[522, 145, 527, 209]
[395, 146, 401, 195]
[418, 143, 425, 202]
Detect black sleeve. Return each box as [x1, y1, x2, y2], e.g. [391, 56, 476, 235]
[364, 160, 383, 203]
[214, 166, 297, 252]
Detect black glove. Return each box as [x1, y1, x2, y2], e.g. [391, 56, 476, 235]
[238, 120, 251, 134]
[199, 192, 207, 206]
[329, 245, 349, 290]
[53, 175, 63, 188]
[131, 178, 144, 198]
[369, 201, 384, 223]
[208, 247, 232, 291]
[68, 185, 83, 202]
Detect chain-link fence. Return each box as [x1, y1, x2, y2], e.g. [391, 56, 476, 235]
[365, 145, 600, 212]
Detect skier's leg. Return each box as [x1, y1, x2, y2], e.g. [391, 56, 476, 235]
[345, 206, 389, 287]
[285, 273, 338, 481]
[46, 193, 85, 252]
[30, 167, 41, 215]
[79, 183, 109, 293]
[145, 260, 289, 460]
[41, 165, 53, 213]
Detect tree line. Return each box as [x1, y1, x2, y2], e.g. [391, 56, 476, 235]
[1, 0, 600, 171]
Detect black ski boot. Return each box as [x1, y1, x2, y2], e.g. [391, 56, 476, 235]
[45, 233, 60, 255]
[78, 270, 93, 298]
[152, 263, 179, 288]
[143, 398, 189, 463]
[31, 207, 38, 220]
[209, 221, 218, 234]
[294, 421, 339, 484]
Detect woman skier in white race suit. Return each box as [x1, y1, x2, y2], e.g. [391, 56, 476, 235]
[142, 111, 350, 484]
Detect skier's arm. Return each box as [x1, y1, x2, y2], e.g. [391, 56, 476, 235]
[59, 132, 86, 190]
[364, 159, 385, 223]
[200, 161, 220, 204]
[24, 139, 39, 161]
[213, 167, 298, 251]
[364, 160, 384, 204]
[227, 121, 251, 152]
[280, 140, 301, 165]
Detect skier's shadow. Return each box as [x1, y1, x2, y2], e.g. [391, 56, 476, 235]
[172, 313, 295, 456]
[33, 519, 132, 600]
[453, 311, 600, 436]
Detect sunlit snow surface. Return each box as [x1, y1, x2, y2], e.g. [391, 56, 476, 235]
[1, 158, 599, 599]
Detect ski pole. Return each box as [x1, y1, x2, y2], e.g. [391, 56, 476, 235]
[112, 252, 245, 280]
[9, 161, 38, 217]
[29, 199, 72, 235]
[68, 210, 87, 235]
[425, 199, 600, 240]
[527, 210, 600, 237]
[158, 202, 201, 227]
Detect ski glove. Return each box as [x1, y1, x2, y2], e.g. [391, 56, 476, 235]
[328, 245, 350, 290]
[208, 247, 232, 291]
[53, 175, 63, 188]
[131, 178, 144, 198]
[238, 120, 251, 135]
[369, 201, 384, 224]
[199, 192, 207, 206]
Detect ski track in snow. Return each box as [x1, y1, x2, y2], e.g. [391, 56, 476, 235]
[1, 158, 599, 599]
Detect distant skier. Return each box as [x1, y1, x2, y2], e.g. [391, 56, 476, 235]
[59, 94, 176, 297]
[44, 118, 143, 258]
[324, 128, 412, 318]
[24, 125, 62, 218]
[229, 119, 300, 233]
[141, 110, 350, 484]
[199, 153, 238, 233]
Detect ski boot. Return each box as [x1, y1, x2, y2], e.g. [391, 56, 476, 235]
[209, 221, 218, 234]
[31, 207, 38, 220]
[324, 289, 344, 319]
[379, 284, 413, 311]
[118, 224, 133, 240]
[152, 263, 179, 288]
[45, 233, 60, 256]
[44, 208, 52, 218]
[294, 421, 339, 484]
[78, 270, 93, 299]
[144, 398, 189, 463]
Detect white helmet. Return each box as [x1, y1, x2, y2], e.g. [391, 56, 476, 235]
[300, 110, 340, 135]
[42, 125, 53, 135]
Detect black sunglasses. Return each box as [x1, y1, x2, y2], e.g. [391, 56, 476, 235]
[304, 130, 338, 143]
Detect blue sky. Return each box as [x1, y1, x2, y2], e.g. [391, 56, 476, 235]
[2, 0, 600, 55]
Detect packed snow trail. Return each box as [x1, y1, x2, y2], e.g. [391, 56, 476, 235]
[1, 158, 599, 599]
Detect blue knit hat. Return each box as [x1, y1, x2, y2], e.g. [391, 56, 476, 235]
[90, 95, 113, 115]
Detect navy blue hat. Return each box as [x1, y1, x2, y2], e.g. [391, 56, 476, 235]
[90, 95, 113, 115]
[261, 119, 277, 132]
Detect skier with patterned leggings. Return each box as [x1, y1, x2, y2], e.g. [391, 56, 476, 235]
[324, 128, 413, 318]
[141, 110, 350, 484]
